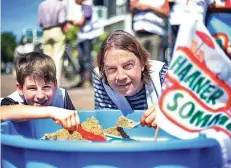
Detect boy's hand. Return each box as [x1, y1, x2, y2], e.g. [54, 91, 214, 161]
[49, 107, 80, 131]
[140, 104, 157, 128]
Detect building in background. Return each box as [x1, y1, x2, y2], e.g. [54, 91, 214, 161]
[66, 0, 133, 34]
[93, 0, 132, 34]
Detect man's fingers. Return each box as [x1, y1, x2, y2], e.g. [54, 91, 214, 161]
[151, 121, 157, 128]
[140, 104, 156, 126]
[144, 112, 156, 127]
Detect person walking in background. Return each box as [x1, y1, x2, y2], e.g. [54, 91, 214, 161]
[38, 0, 67, 87]
[129, 0, 170, 61]
[71, 0, 97, 88]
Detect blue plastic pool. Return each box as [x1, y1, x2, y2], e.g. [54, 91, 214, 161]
[1, 110, 223, 168]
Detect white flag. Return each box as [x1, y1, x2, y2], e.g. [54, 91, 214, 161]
[156, 16, 231, 167]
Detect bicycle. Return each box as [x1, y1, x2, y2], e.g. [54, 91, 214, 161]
[62, 43, 80, 83]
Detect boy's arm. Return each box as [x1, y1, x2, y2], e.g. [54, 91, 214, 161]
[0, 105, 80, 131]
[1, 105, 52, 121]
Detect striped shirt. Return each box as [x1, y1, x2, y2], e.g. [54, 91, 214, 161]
[93, 62, 168, 110]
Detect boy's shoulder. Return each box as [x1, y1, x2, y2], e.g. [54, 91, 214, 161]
[51, 88, 67, 108]
[1, 91, 25, 106]
[52, 88, 75, 110]
[53, 88, 67, 98]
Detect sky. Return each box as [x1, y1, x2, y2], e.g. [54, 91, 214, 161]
[1, 0, 43, 42]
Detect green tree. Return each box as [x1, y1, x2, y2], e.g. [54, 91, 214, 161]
[92, 31, 108, 53]
[1, 32, 17, 63]
[65, 24, 79, 46]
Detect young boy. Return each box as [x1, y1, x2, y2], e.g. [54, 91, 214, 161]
[1, 52, 80, 131]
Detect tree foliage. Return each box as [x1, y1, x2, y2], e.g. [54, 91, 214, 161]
[64, 24, 80, 46]
[64, 24, 108, 59]
[1, 32, 17, 63]
[92, 31, 108, 53]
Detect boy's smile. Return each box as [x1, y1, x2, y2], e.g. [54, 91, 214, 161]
[17, 76, 57, 106]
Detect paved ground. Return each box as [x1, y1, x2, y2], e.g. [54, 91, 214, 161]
[0, 74, 94, 110]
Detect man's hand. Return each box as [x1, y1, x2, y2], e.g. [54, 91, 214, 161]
[49, 107, 80, 131]
[140, 104, 157, 128]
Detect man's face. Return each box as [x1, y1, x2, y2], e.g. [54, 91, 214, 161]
[17, 76, 57, 106]
[104, 48, 144, 96]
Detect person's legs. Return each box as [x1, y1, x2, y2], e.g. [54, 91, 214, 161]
[148, 34, 161, 61]
[76, 42, 85, 86]
[82, 39, 93, 86]
[135, 35, 149, 57]
[53, 40, 65, 87]
[43, 29, 54, 59]
[42, 28, 65, 87]
[51, 27, 66, 87]
[72, 40, 93, 88]
[135, 34, 161, 61]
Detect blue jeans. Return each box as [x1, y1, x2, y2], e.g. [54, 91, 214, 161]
[77, 40, 93, 82]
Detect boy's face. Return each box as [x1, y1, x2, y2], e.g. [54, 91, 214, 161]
[17, 76, 57, 106]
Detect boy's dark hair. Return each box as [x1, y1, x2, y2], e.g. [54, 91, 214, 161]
[97, 30, 151, 84]
[16, 52, 57, 86]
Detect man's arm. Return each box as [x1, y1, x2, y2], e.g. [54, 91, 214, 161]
[129, 0, 139, 13]
[134, 0, 170, 16]
[0, 105, 80, 131]
[72, 16, 86, 27]
[72, 5, 92, 27]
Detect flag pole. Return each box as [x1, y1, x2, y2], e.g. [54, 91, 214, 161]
[154, 125, 159, 141]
